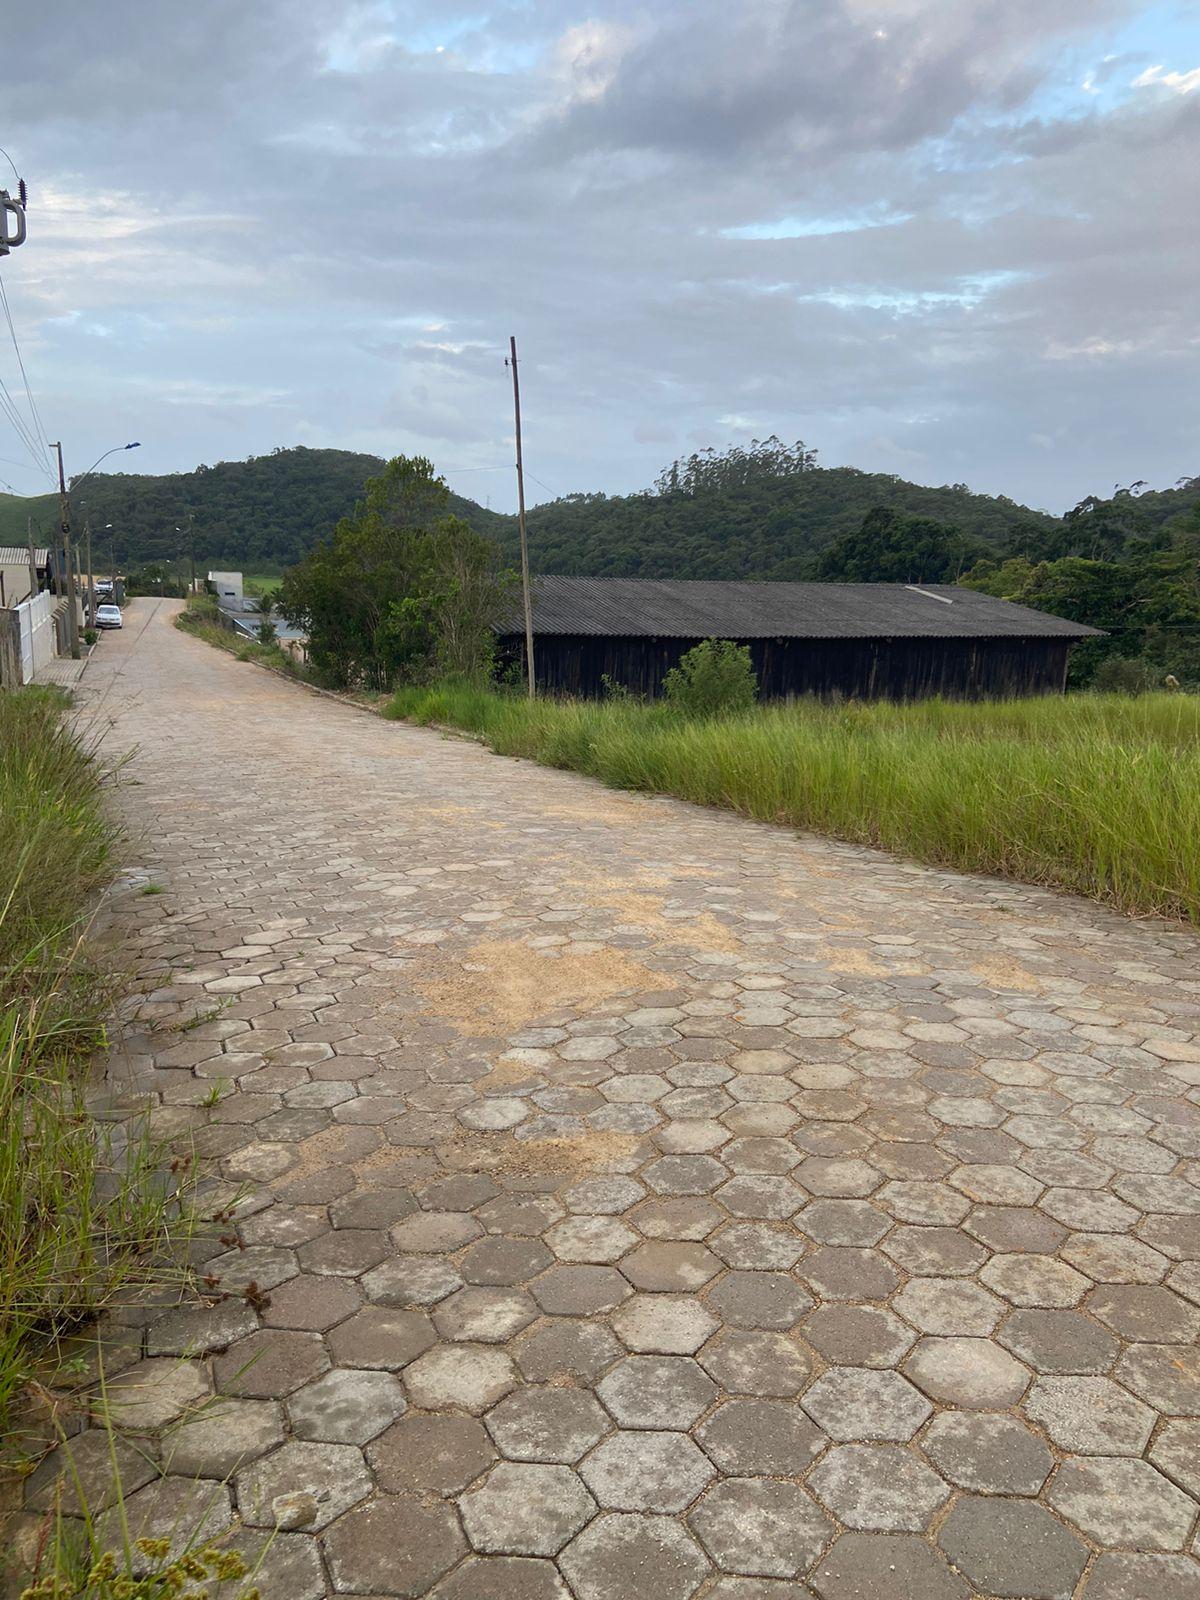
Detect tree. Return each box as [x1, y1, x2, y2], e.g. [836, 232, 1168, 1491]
[278, 456, 509, 690]
[817, 507, 984, 584]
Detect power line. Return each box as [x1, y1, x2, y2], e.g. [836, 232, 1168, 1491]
[0, 274, 51, 468]
[0, 369, 49, 479]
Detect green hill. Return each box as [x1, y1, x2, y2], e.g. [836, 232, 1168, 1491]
[0, 491, 58, 549]
[500, 445, 1062, 580]
[0, 447, 477, 573]
[3, 437, 1195, 591]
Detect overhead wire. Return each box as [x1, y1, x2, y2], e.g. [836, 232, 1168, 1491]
[0, 368, 50, 480]
[0, 274, 52, 470]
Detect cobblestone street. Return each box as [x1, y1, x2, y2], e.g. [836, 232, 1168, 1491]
[28, 597, 1200, 1598]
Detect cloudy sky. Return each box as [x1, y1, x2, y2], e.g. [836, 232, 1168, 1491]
[1, 0, 1197, 514]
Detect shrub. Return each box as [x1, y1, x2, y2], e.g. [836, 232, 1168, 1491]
[1090, 655, 1155, 695]
[663, 638, 758, 716]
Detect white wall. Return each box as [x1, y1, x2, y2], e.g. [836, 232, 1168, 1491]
[17, 591, 56, 682]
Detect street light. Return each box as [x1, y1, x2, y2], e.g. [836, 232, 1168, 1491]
[75, 441, 141, 489]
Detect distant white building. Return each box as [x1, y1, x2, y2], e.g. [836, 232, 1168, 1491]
[207, 570, 244, 609]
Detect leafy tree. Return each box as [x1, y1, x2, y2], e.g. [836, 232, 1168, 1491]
[961, 497, 1200, 688]
[278, 456, 508, 690]
[817, 507, 985, 584]
[663, 639, 758, 716]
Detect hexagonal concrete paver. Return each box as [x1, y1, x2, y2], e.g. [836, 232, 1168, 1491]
[998, 1308, 1119, 1374]
[288, 1367, 406, 1442]
[611, 1294, 720, 1354]
[95, 1477, 233, 1566]
[938, 1496, 1089, 1600]
[324, 1493, 467, 1594]
[1150, 1418, 1200, 1499]
[559, 1513, 710, 1600]
[236, 1438, 372, 1530]
[460, 1461, 597, 1556]
[902, 1336, 1031, 1408]
[1045, 1457, 1197, 1550]
[105, 1359, 210, 1428]
[369, 1413, 496, 1494]
[164, 1397, 286, 1478]
[922, 1412, 1052, 1495]
[25, 1430, 158, 1514]
[403, 1343, 518, 1412]
[597, 1355, 717, 1429]
[699, 1330, 813, 1396]
[801, 1368, 932, 1442]
[810, 1532, 969, 1600]
[1081, 1554, 1200, 1600]
[697, 1397, 826, 1475]
[1023, 1375, 1155, 1454]
[580, 1430, 715, 1512]
[808, 1444, 950, 1531]
[486, 1385, 611, 1461]
[689, 1478, 834, 1577]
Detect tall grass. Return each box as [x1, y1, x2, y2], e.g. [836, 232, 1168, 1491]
[0, 690, 189, 1431]
[387, 685, 1200, 925]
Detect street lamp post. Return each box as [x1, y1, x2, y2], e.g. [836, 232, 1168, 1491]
[50, 441, 140, 658]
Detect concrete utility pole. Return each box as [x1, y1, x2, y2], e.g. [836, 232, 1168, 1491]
[507, 335, 536, 698]
[84, 515, 94, 625]
[27, 516, 37, 602]
[53, 441, 80, 658]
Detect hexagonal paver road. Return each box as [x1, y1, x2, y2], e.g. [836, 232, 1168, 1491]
[23, 600, 1200, 1598]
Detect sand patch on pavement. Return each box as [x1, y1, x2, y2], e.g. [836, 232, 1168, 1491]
[969, 957, 1046, 994]
[414, 937, 666, 1035]
[441, 1128, 644, 1178]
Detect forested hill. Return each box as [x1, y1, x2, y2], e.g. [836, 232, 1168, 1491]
[2, 438, 1195, 592]
[506, 474, 1054, 579]
[0, 447, 485, 570]
[2, 436, 1076, 579]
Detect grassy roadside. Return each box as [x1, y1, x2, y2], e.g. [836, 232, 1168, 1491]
[0, 689, 188, 1432]
[173, 591, 299, 674]
[387, 683, 1200, 926]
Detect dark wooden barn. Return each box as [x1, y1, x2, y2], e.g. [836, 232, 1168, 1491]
[497, 577, 1101, 700]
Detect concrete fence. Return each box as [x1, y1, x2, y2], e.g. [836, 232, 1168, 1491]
[0, 592, 65, 687]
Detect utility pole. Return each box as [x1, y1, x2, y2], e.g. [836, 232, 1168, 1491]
[84, 514, 94, 626]
[27, 516, 37, 602]
[53, 442, 80, 658]
[508, 335, 535, 698]
[53, 442, 81, 658]
[189, 512, 196, 595]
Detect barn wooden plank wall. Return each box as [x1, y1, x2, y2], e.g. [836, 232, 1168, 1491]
[499, 633, 1072, 701]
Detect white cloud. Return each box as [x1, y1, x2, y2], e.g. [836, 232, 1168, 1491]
[1133, 62, 1200, 94]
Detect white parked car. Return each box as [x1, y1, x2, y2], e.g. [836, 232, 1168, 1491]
[95, 603, 123, 629]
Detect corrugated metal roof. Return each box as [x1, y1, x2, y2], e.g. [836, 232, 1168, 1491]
[500, 577, 1102, 641]
[0, 546, 49, 565]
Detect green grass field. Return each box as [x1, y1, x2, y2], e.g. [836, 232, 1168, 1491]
[387, 685, 1200, 926]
